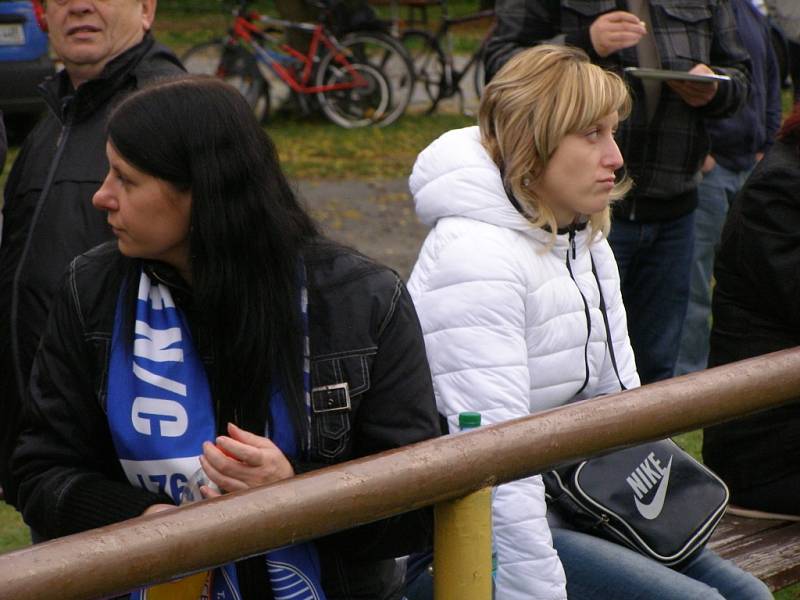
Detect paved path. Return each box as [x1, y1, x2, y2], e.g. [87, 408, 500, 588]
[297, 178, 428, 281]
[292, 59, 481, 280]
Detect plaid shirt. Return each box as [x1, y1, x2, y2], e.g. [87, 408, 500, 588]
[486, 0, 752, 221]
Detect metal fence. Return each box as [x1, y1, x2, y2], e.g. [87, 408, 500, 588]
[2, 348, 799, 600]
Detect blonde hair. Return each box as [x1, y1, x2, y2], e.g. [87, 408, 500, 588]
[479, 45, 632, 243]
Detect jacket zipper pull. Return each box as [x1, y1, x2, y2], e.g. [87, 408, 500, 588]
[568, 226, 576, 260]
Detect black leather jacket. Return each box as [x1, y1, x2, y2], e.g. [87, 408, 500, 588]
[12, 239, 441, 600]
[0, 34, 184, 500]
[704, 139, 800, 497]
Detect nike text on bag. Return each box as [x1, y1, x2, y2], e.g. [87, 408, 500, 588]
[543, 439, 729, 568]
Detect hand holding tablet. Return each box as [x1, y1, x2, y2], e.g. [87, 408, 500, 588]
[624, 67, 731, 84]
[626, 64, 726, 107]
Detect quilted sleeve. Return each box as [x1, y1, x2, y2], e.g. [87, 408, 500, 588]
[409, 226, 567, 600]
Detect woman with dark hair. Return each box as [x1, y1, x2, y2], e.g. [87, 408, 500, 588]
[11, 76, 441, 599]
[703, 103, 800, 518]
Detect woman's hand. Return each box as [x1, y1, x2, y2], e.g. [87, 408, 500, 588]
[701, 154, 716, 174]
[199, 422, 295, 494]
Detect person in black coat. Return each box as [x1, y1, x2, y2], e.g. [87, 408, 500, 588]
[12, 76, 441, 599]
[703, 103, 800, 516]
[0, 0, 183, 505]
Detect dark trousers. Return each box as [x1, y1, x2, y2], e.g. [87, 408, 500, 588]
[732, 474, 800, 516]
[607, 210, 695, 384]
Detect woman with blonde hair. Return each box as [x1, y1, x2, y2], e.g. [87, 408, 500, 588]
[407, 45, 770, 599]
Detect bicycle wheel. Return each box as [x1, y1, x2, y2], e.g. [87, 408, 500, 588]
[182, 41, 271, 124]
[400, 30, 446, 112]
[315, 58, 390, 128]
[336, 31, 414, 126]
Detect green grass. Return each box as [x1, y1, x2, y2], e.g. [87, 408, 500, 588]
[266, 112, 474, 179]
[153, 0, 490, 56]
[0, 501, 30, 554]
[672, 429, 702, 461]
[1, 114, 471, 191]
[152, 12, 230, 56]
[0, 146, 18, 194]
[777, 587, 800, 600]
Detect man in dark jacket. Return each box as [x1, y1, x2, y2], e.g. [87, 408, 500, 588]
[676, 0, 782, 375]
[485, 0, 751, 384]
[0, 0, 183, 505]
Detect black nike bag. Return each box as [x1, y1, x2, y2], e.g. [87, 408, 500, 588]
[543, 439, 729, 568]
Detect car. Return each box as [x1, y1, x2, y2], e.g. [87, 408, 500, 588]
[0, 0, 53, 134]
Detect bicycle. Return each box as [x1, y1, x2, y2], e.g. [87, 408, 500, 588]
[397, 0, 495, 114]
[182, 0, 413, 127]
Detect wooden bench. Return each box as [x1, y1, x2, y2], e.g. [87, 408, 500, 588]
[709, 511, 800, 591]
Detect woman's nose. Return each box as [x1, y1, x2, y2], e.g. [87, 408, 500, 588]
[604, 139, 624, 171]
[92, 174, 117, 212]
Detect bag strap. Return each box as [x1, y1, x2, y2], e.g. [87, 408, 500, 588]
[590, 253, 627, 392]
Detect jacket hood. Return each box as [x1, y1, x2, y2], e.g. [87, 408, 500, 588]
[410, 126, 593, 252]
[410, 126, 533, 231]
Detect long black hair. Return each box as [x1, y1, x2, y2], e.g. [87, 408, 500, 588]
[107, 76, 319, 443]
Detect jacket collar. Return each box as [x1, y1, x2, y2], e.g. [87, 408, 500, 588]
[143, 259, 192, 296]
[39, 33, 164, 124]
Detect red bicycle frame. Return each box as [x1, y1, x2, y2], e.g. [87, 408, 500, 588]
[227, 10, 369, 94]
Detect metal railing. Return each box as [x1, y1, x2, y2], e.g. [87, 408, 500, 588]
[2, 348, 800, 600]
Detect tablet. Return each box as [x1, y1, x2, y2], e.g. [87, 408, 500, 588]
[624, 67, 731, 83]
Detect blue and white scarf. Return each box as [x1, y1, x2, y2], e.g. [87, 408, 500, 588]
[107, 267, 326, 600]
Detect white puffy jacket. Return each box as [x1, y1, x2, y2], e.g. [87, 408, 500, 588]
[408, 127, 640, 600]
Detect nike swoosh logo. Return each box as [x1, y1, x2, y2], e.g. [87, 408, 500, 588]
[634, 456, 673, 520]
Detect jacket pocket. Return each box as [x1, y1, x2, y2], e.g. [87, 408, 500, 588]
[310, 351, 373, 461]
[652, 0, 713, 64]
[561, 0, 616, 18]
[560, 0, 616, 36]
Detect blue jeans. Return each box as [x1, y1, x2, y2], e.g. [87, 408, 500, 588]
[404, 566, 432, 600]
[552, 528, 772, 600]
[608, 210, 695, 384]
[675, 165, 750, 376]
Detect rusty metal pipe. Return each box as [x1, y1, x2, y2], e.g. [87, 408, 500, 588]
[2, 348, 800, 600]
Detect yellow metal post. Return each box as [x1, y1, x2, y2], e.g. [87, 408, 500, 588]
[434, 487, 493, 600]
